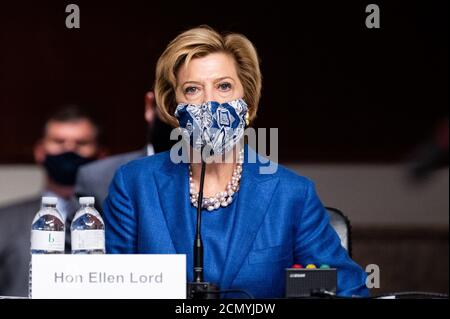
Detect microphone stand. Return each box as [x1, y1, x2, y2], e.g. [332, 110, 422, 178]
[187, 149, 220, 299]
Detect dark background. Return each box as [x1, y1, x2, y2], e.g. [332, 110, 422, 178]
[0, 0, 448, 163]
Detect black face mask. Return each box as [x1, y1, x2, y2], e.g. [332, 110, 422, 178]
[148, 117, 178, 153]
[43, 152, 96, 186]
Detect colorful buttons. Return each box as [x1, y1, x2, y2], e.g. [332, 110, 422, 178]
[294, 263, 331, 269]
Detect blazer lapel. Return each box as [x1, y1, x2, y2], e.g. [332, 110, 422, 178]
[154, 158, 194, 256]
[153, 147, 279, 287]
[220, 149, 279, 289]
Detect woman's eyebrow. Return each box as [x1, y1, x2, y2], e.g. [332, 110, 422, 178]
[181, 77, 234, 86]
[181, 81, 202, 86]
[214, 76, 234, 83]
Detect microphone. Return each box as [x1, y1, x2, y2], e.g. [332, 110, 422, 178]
[187, 147, 220, 299]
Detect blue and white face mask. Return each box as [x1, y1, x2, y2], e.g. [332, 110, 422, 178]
[174, 98, 248, 156]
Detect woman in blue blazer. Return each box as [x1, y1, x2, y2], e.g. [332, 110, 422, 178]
[103, 26, 369, 298]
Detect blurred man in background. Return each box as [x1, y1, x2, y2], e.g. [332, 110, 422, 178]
[75, 91, 174, 211]
[409, 116, 449, 181]
[0, 106, 103, 297]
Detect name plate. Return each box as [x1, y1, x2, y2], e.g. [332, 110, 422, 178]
[31, 254, 186, 299]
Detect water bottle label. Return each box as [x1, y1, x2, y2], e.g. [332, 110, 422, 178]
[31, 231, 65, 251]
[71, 230, 105, 250]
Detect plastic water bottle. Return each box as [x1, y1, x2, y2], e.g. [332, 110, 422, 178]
[29, 196, 65, 298]
[71, 197, 105, 254]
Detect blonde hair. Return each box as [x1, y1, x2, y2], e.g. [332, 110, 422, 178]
[155, 25, 262, 127]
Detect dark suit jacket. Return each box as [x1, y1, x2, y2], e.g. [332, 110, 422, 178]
[0, 198, 40, 297]
[75, 149, 146, 211]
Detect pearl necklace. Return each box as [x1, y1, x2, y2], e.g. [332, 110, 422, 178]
[189, 150, 244, 212]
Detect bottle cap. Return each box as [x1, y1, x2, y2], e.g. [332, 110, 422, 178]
[42, 197, 58, 206]
[79, 197, 95, 205]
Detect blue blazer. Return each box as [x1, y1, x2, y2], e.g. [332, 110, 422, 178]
[103, 147, 369, 298]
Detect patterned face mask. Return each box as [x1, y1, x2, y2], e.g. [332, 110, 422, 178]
[174, 98, 248, 156]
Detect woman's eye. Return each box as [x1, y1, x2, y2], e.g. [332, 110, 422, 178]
[218, 82, 232, 91]
[184, 86, 198, 94]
